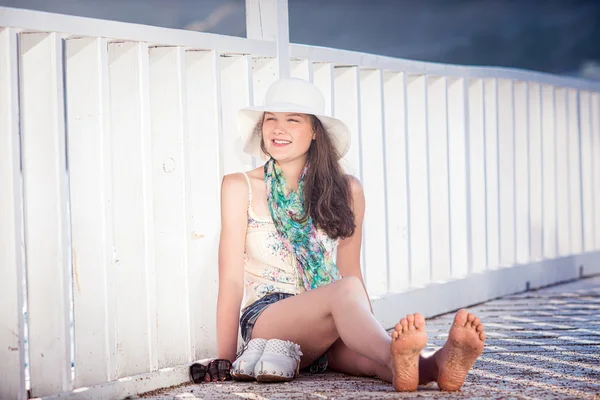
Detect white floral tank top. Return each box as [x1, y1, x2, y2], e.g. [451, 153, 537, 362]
[240, 172, 338, 311]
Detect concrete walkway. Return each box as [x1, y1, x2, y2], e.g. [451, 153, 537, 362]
[142, 276, 600, 399]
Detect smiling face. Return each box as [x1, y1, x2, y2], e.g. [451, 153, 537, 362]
[261, 112, 315, 163]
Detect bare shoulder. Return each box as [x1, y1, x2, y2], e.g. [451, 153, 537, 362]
[345, 174, 364, 198]
[246, 166, 265, 181]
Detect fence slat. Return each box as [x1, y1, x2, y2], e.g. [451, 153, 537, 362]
[19, 32, 72, 397]
[541, 85, 557, 259]
[580, 91, 594, 252]
[148, 46, 192, 367]
[406, 75, 430, 287]
[514, 82, 530, 264]
[497, 79, 516, 266]
[0, 27, 26, 400]
[467, 79, 487, 272]
[568, 89, 583, 254]
[447, 78, 470, 278]
[334, 67, 362, 179]
[65, 37, 116, 387]
[591, 93, 600, 251]
[555, 88, 570, 256]
[427, 77, 451, 281]
[220, 55, 253, 175]
[359, 69, 388, 296]
[313, 63, 334, 116]
[290, 59, 313, 82]
[528, 83, 543, 261]
[484, 78, 500, 269]
[107, 41, 156, 377]
[185, 50, 223, 359]
[382, 71, 410, 292]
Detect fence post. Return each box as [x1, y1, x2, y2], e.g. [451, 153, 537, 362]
[245, 0, 290, 79]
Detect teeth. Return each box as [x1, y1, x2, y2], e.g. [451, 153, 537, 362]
[273, 140, 290, 144]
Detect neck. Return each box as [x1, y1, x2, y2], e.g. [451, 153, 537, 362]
[276, 156, 307, 190]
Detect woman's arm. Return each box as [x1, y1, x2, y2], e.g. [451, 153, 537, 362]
[335, 175, 371, 310]
[216, 173, 248, 361]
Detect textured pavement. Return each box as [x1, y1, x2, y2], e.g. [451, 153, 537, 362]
[141, 276, 600, 399]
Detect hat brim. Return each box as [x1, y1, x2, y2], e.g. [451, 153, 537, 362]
[237, 103, 351, 161]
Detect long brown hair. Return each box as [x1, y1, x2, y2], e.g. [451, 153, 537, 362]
[259, 115, 355, 240]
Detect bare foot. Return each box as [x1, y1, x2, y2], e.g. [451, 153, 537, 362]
[436, 309, 485, 391]
[390, 313, 427, 392]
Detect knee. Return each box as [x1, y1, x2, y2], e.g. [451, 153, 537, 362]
[336, 276, 364, 298]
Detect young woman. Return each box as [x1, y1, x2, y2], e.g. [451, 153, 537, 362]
[215, 77, 485, 391]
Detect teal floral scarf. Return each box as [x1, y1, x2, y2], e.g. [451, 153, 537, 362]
[265, 157, 340, 291]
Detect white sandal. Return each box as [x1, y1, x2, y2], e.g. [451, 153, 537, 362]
[254, 339, 303, 383]
[231, 338, 268, 381]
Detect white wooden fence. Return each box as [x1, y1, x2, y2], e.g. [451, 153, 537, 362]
[1, 1, 600, 399]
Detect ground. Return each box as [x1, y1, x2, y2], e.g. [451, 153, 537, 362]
[141, 276, 600, 399]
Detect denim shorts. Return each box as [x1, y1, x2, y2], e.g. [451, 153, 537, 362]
[239, 292, 328, 373]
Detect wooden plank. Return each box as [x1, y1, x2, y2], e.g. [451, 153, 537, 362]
[185, 50, 223, 359]
[513, 82, 530, 264]
[313, 63, 334, 117]
[567, 102, 583, 253]
[382, 71, 410, 292]
[64, 37, 116, 386]
[19, 32, 72, 397]
[484, 78, 500, 269]
[447, 78, 470, 278]
[591, 93, 600, 251]
[0, 27, 26, 400]
[290, 59, 313, 82]
[541, 85, 557, 259]
[220, 55, 253, 175]
[406, 75, 430, 287]
[579, 91, 594, 252]
[107, 41, 155, 377]
[359, 69, 388, 296]
[467, 79, 487, 273]
[497, 79, 516, 266]
[554, 88, 570, 256]
[334, 67, 362, 179]
[148, 46, 192, 367]
[426, 76, 451, 282]
[528, 83, 544, 261]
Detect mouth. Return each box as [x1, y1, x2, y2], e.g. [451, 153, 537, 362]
[271, 139, 291, 147]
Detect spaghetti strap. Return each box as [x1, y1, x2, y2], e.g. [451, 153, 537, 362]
[240, 171, 253, 204]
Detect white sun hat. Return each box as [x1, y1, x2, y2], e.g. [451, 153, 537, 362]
[237, 77, 351, 161]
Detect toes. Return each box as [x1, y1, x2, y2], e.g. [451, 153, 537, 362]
[400, 318, 409, 332]
[453, 309, 469, 327]
[394, 322, 402, 333]
[465, 313, 476, 328]
[407, 314, 415, 330]
[479, 332, 486, 342]
[392, 330, 399, 340]
[414, 313, 425, 330]
[476, 324, 485, 333]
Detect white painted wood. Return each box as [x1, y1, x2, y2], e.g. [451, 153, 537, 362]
[252, 57, 278, 108]
[528, 83, 544, 261]
[220, 55, 254, 175]
[447, 78, 470, 278]
[372, 250, 600, 330]
[107, 41, 155, 377]
[382, 71, 410, 292]
[513, 82, 530, 264]
[245, 0, 290, 77]
[64, 37, 116, 387]
[290, 59, 313, 82]
[313, 63, 334, 116]
[0, 27, 26, 400]
[554, 89, 570, 256]
[541, 85, 557, 259]
[406, 75, 430, 287]
[334, 67, 362, 179]
[148, 46, 192, 368]
[579, 91, 594, 252]
[497, 79, 516, 266]
[591, 93, 600, 251]
[467, 79, 487, 273]
[426, 76, 451, 282]
[19, 32, 72, 397]
[0, 6, 275, 57]
[185, 50, 223, 359]
[359, 69, 388, 296]
[290, 44, 600, 93]
[567, 89, 583, 254]
[484, 79, 500, 269]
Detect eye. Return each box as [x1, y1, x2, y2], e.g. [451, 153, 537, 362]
[265, 117, 276, 121]
[288, 119, 300, 123]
